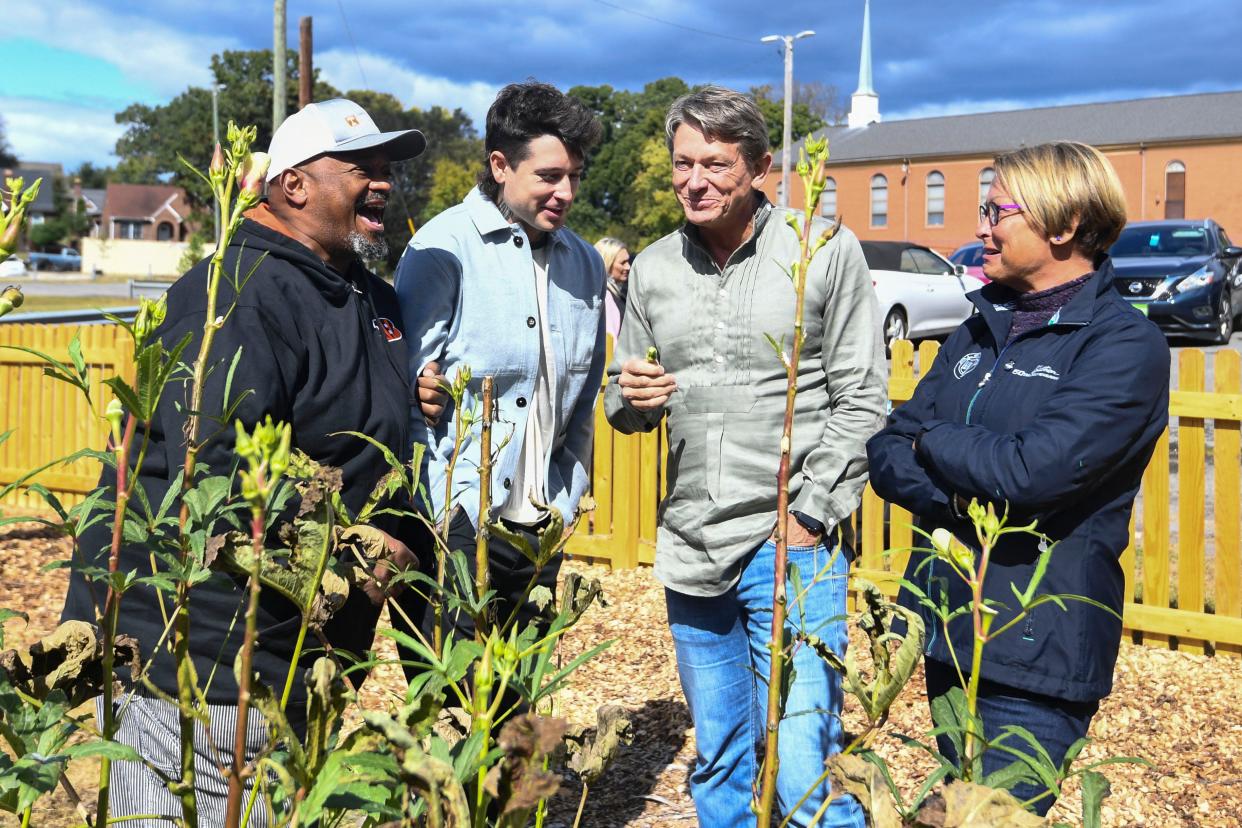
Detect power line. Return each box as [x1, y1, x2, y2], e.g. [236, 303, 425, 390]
[334, 0, 369, 86]
[591, 0, 762, 46]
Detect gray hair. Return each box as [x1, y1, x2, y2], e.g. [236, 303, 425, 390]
[664, 86, 771, 171]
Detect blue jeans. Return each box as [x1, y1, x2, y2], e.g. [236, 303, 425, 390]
[924, 659, 1099, 816]
[665, 538, 864, 828]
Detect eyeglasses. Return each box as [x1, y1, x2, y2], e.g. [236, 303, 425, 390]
[979, 202, 1023, 226]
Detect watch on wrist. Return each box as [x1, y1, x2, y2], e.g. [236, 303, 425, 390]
[791, 510, 825, 537]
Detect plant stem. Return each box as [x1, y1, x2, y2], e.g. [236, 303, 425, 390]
[471, 641, 494, 828]
[475, 377, 494, 642]
[963, 536, 995, 776]
[224, 506, 265, 827]
[171, 175, 234, 827]
[96, 412, 137, 828]
[572, 781, 589, 828]
[436, 395, 469, 659]
[755, 155, 826, 827]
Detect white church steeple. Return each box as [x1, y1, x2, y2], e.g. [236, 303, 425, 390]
[848, 0, 880, 128]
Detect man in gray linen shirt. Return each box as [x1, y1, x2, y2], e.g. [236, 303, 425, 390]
[604, 86, 885, 827]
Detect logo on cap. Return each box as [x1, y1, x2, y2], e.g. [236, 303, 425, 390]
[345, 115, 360, 127]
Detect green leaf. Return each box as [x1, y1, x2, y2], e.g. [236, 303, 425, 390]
[103, 376, 143, 420]
[1080, 770, 1111, 828]
[64, 740, 143, 762]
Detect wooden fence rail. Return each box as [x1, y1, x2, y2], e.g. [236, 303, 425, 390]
[1, 326, 1239, 655]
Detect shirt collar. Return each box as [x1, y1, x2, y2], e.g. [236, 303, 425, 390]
[464, 186, 566, 249]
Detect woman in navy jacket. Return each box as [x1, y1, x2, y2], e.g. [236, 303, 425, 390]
[866, 142, 1169, 815]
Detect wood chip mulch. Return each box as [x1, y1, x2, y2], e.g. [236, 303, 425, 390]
[4, 528, 1239, 827]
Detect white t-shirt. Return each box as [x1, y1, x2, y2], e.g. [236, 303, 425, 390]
[498, 242, 557, 524]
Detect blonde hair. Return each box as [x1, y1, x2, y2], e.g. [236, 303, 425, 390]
[594, 236, 628, 274]
[993, 141, 1127, 257]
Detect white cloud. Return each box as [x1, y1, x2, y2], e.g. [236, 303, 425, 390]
[2, 98, 124, 168]
[5, 3, 232, 98]
[317, 50, 499, 130]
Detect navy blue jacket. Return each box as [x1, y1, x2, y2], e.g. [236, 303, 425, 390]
[867, 260, 1169, 702]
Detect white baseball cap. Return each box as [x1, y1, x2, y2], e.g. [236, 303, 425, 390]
[265, 98, 427, 182]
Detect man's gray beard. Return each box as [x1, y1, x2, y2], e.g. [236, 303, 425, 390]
[348, 231, 388, 262]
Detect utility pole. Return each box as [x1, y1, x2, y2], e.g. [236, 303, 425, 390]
[273, 0, 287, 130]
[299, 16, 313, 109]
[761, 30, 815, 208]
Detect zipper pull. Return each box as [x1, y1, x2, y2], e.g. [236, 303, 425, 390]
[977, 371, 992, 388]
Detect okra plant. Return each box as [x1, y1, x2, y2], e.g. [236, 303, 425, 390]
[0, 121, 622, 828]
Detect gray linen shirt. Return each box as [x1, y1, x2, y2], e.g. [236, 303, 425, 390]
[604, 197, 887, 597]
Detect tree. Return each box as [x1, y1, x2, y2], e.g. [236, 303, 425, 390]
[29, 175, 91, 250]
[750, 85, 828, 151]
[72, 162, 113, 189]
[0, 115, 16, 168]
[568, 77, 692, 246]
[421, 157, 476, 224]
[627, 135, 685, 248]
[114, 49, 341, 206]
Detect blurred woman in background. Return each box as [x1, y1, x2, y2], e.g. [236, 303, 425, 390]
[595, 236, 631, 338]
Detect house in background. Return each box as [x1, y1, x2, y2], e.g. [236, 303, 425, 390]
[100, 183, 192, 242]
[73, 181, 107, 238]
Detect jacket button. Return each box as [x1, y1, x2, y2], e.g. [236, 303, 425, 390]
[514, 236, 524, 248]
[503, 478, 512, 489]
[526, 316, 537, 328]
[516, 396, 527, 408]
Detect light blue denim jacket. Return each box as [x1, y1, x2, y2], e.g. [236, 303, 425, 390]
[394, 187, 607, 528]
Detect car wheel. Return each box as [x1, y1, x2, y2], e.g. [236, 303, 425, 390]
[1214, 291, 1233, 344]
[883, 307, 907, 353]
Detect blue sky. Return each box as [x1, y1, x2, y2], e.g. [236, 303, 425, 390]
[3, 0, 1239, 170]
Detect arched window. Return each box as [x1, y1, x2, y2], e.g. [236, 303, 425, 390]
[926, 171, 945, 226]
[870, 173, 888, 228]
[978, 167, 995, 205]
[156, 222, 174, 241]
[1165, 161, 1185, 219]
[821, 177, 837, 219]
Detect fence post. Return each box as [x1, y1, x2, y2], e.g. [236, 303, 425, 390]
[1177, 349, 1207, 654]
[1215, 350, 1241, 657]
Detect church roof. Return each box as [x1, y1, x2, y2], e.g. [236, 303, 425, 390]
[778, 90, 1242, 168]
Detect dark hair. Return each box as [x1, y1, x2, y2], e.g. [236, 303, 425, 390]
[477, 81, 602, 203]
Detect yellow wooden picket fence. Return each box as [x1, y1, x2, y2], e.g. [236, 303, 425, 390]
[1, 325, 1240, 655]
[0, 323, 135, 514]
[567, 338, 1242, 657]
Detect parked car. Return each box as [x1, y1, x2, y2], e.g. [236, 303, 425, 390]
[861, 240, 986, 350]
[1108, 219, 1242, 344]
[0, 256, 27, 278]
[949, 241, 988, 282]
[28, 246, 82, 272]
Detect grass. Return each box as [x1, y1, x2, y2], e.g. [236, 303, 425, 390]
[8, 295, 137, 314]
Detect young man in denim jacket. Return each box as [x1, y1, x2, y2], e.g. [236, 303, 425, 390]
[395, 81, 605, 645]
[605, 86, 886, 827]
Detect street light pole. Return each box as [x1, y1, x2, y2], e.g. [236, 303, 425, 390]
[761, 30, 815, 208]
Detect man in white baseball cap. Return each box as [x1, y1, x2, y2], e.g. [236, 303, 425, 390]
[266, 97, 427, 182]
[63, 97, 434, 826]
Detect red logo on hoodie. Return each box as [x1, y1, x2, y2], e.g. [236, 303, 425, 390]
[374, 318, 402, 342]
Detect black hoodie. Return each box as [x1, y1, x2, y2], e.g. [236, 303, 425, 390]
[62, 218, 415, 719]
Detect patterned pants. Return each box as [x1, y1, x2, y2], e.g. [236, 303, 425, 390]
[96, 694, 270, 826]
